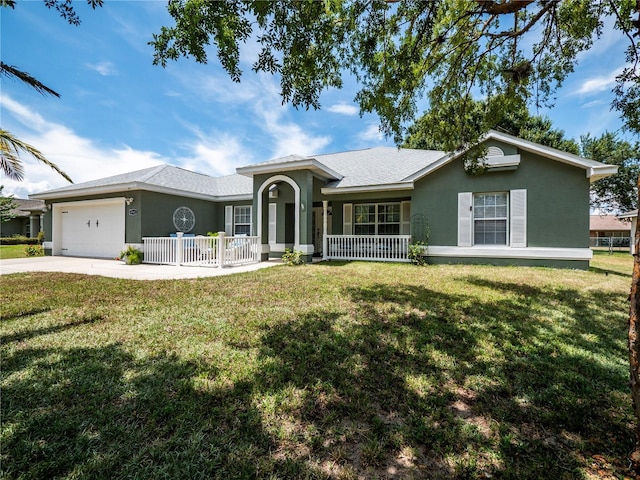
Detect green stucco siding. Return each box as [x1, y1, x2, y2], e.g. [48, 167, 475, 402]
[138, 192, 219, 240]
[411, 143, 590, 248]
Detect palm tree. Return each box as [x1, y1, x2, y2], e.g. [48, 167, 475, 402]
[0, 129, 71, 182]
[0, 61, 72, 183]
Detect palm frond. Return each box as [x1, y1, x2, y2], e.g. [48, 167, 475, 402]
[0, 62, 60, 97]
[0, 129, 72, 183]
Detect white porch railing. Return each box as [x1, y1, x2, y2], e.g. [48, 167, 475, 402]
[324, 235, 411, 262]
[142, 232, 260, 267]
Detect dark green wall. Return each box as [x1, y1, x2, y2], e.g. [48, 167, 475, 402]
[1, 218, 28, 237]
[411, 143, 590, 248]
[138, 191, 219, 239]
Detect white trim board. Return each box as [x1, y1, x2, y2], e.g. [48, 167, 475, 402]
[427, 246, 592, 261]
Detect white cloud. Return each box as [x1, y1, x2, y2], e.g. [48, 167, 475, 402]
[574, 67, 624, 96]
[86, 61, 117, 76]
[1, 95, 259, 198]
[327, 103, 359, 116]
[1, 95, 165, 198]
[177, 127, 253, 177]
[254, 82, 331, 157]
[359, 123, 384, 143]
[171, 67, 258, 104]
[581, 99, 607, 108]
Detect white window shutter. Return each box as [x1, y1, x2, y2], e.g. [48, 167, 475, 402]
[458, 192, 473, 247]
[225, 206, 233, 236]
[248, 206, 253, 236]
[510, 189, 527, 247]
[343, 203, 353, 235]
[268, 203, 276, 244]
[401, 201, 411, 235]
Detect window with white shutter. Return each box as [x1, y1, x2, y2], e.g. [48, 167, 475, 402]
[457, 192, 473, 246]
[343, 204, 353, 235]
[224, 206, 233, 236]
[510, 189, 527, 247]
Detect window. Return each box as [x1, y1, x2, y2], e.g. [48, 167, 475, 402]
[473, 193, 508, 245]
[234, 206, 252, 235]
[354, 203, 400, 235]
[458, 190, 526, 248]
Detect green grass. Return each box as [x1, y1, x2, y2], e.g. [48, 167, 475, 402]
[0, 244, 34, 259]
[1, 257, 634, 479]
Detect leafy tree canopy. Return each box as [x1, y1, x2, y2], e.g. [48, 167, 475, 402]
[403, 99, 580, 154]
[152, 0, 640, 150]
[0, 185, 19, 223]
[583, 131, 640, 213]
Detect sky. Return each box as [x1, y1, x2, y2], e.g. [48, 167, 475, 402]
[0, 1, 635, 199]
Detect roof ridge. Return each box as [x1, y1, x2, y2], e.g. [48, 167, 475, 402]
[137, 164, 172, 183]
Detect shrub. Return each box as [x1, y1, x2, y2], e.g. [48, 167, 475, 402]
[408, 241, 427, 266]
[0, 236, 39, 245]
[282, 248, 304, 266]
[24, 244, 44, 257]
[119, 246, 143, 265]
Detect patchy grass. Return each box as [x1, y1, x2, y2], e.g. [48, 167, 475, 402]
[0, 256, 634, 479]
[0, 244, 32, 259]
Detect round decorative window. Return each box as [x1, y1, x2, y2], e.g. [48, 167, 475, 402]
[173, 206, 195, 232]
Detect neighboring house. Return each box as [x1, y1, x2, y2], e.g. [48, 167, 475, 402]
[31, 130, 617, 269]
[618, 210, 638, 254]
[0, 198, 46, 238]
[589, 214, 631, 250]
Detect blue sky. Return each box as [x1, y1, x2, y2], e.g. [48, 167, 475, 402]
[1, 1, 634, 199]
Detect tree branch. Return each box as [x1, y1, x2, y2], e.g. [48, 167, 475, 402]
[476, 0, 535, 15]
[0, 62, 60, 97]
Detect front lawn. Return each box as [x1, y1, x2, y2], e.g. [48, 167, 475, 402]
[0, 257, 633, 479]
[0, 244, 34, 259]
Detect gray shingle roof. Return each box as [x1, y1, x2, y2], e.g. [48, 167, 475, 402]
[315, 147, 446, 188]
[9, 199, 46, 217]
[241, 146, 447, 188]
[32, 164, 253, 199]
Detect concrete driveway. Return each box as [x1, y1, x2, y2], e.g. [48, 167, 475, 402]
[0, 256, 281, 280]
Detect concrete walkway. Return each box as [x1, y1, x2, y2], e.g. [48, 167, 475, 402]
[0, 256, 282, 280]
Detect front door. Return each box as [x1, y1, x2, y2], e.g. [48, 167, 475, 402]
[312, 207, 332, 255]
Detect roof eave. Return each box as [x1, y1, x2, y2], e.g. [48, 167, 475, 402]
[321, 182, 414, 195]
[486, 130, 605, 172]
[30, 182, 251, 202]
[588, 165, 618, 182]
[237, 159, 343, 181]
[30, 182, 142, 200]
[402, 154, 455, 182]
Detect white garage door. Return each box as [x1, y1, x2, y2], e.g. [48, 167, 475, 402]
[60, 200, 125, 258]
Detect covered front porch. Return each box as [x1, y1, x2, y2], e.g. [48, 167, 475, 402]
[238, 157, 417, 264]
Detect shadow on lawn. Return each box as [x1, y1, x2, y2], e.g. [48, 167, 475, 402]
[1, 315, 103, 344]
[2, 341, 326, 479]
[1, 276, 633, 479]
[589, 265, 633, 278]
[255, 279, 632, 478]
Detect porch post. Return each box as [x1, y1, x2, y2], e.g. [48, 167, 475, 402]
[217, 231, 226, 267]
[322, 200, 328, 261]
[176, 232, 183, 266]
[29, 215, 36, 238]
